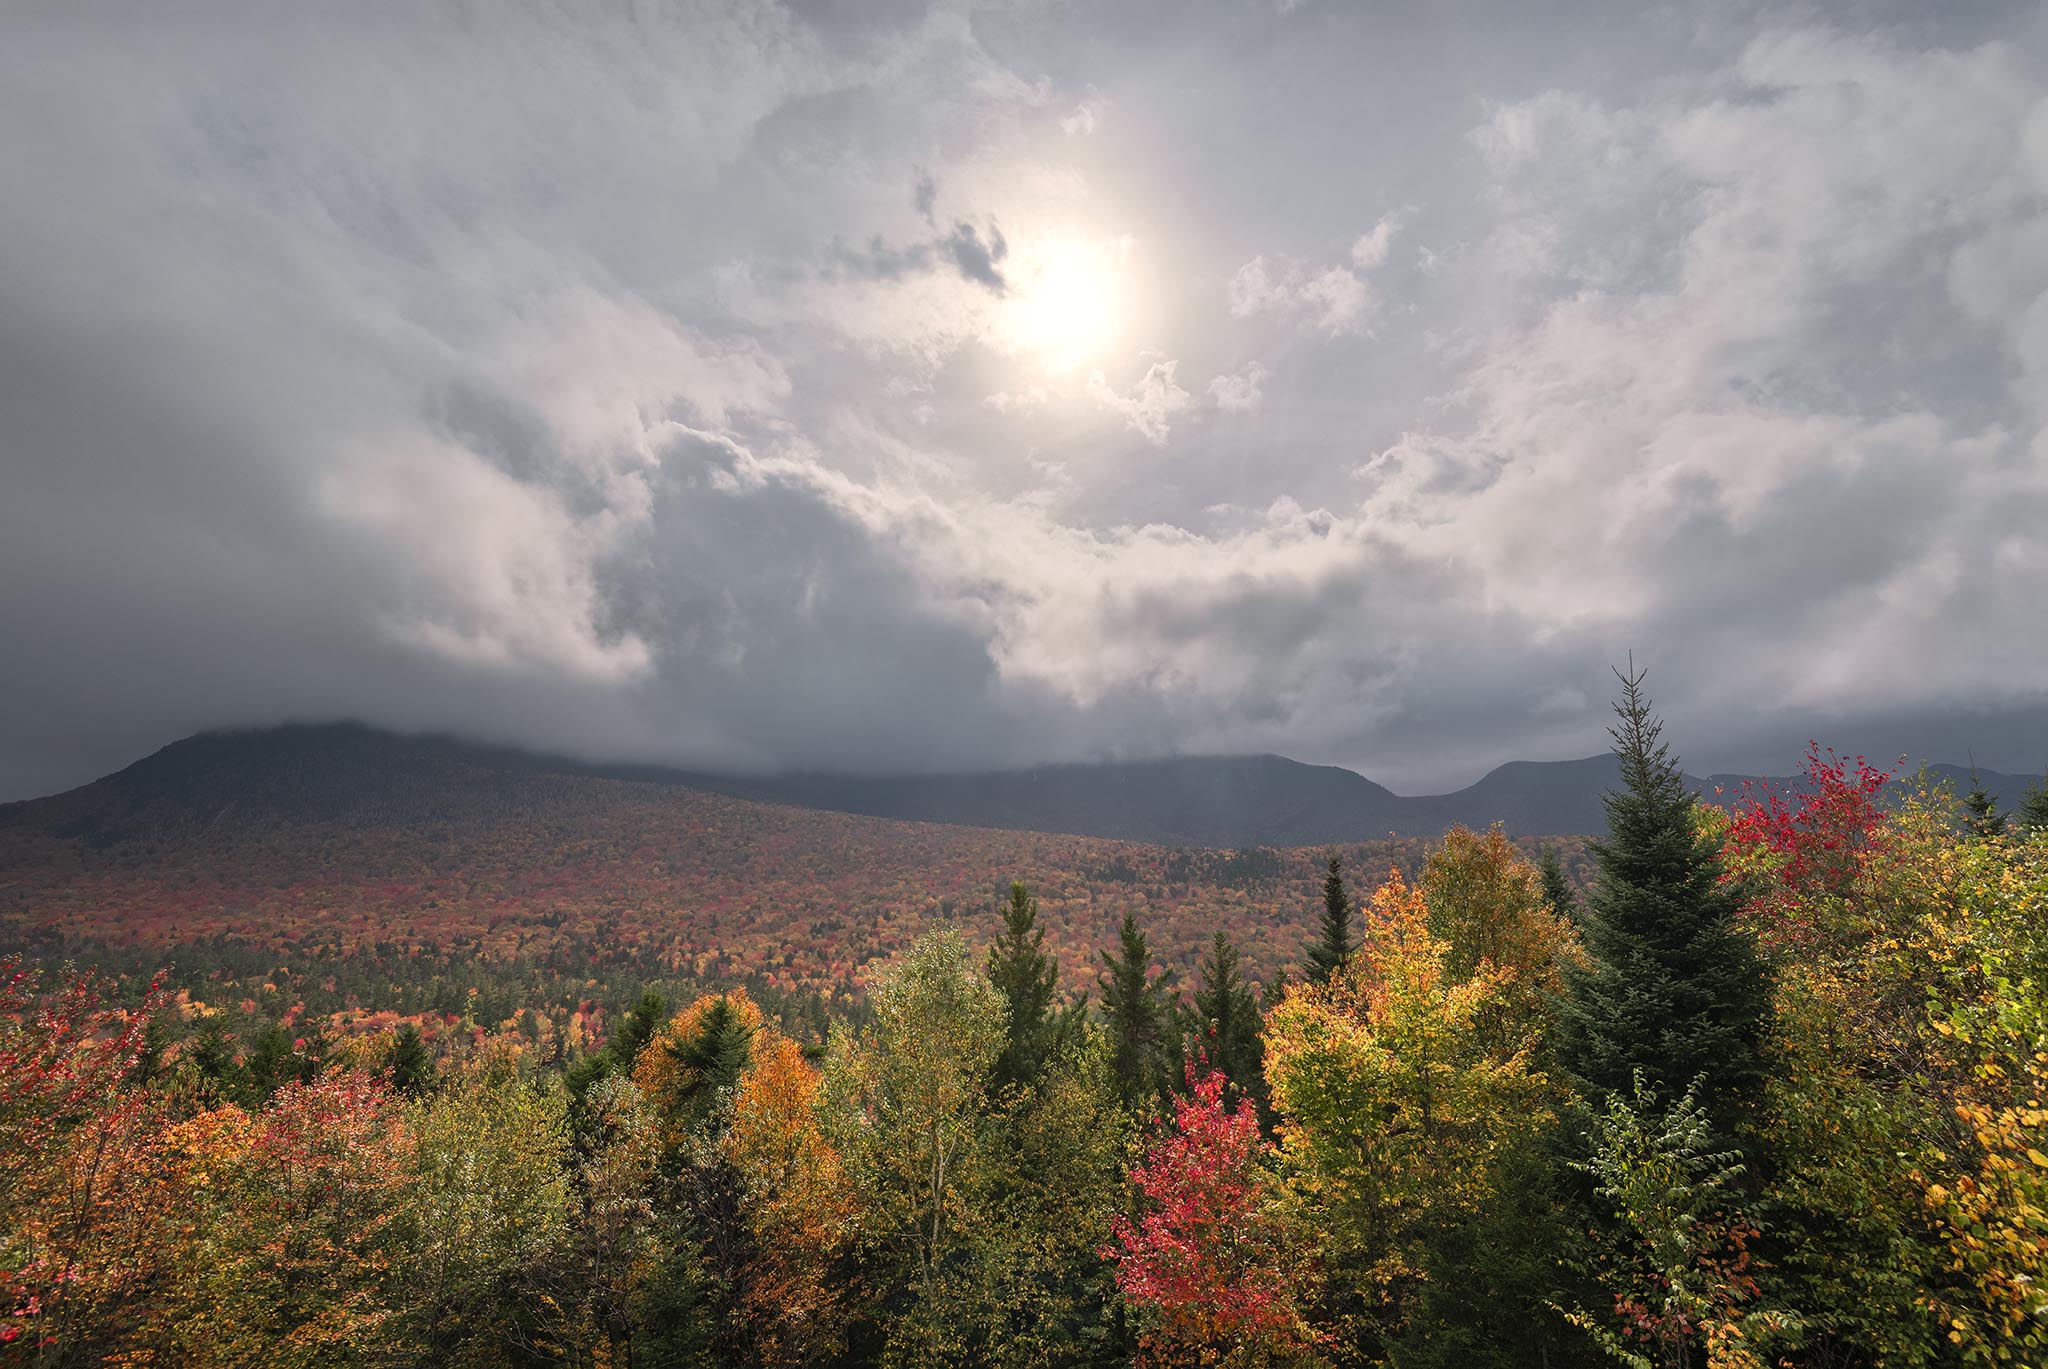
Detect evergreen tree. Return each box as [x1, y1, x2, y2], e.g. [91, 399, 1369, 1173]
[1557, 664, 1768, 1142]
[1099, 910, 1179, 1111]
[662, 997, 756, 1122]
[185, 1017, 237, 1089]
[612, 989, 671, 1071]
[1304, 854, 1355, 984]
[988, 881, 1060, 1092]
[1538, 842, 1578, 925]
[387, 1022, 434, 1097]
[241, 1021, 310, 1104]
[1190, 931, 1265, 1119]
[1962, 768, 2008, 839]
[568, 988, 669, 1100]
[2018, 770, 2048, 833]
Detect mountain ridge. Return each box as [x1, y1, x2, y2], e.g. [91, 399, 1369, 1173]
[6, 721, 2038, 851]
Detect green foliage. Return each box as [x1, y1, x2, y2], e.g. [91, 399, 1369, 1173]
[823, 928, 1010, 1365]
[1305, 853, 1355, 985]
[1962, 769, 2008, 839]
[987, 881, 1064, 1094]
[2019, 770, 2048, 832]
[386, 1022, 434, 1097]
[1566, 1071, 1796, 1369]
[2015, 770, 2048, 836]
[400, 1063, 571, 1364]
[1098, 909, 1181, 1113]
[1557, 666, 1767, 1143]
[1540, 841, 1579, 924]
[1190, 930, 1265, 1121]
[1265, 868, 1558, 1363]
[979, 1029, 1130, 1366]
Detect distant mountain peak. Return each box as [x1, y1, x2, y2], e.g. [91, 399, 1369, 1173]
[5, 722, 2037, 851]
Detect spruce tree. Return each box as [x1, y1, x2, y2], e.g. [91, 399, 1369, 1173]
[2018, 771, 2048, 834]
[387, 1022, 434, 1096]
[611, 988, 670, 1070]
[567, 987, 668, 1099]
[1538, 842, 1578, 925]
[1962, 768, 2008, 839]
[1191, 930, 1265, 1118]
[1099, 909, 1178, 1111]
[988, 880, 1060, 1092]
[1557, 664, 1768, 1141]
[1304, 854, 1355, 984]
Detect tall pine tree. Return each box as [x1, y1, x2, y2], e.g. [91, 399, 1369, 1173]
[1190, 931, 1265, 1120]
[987, 880, 1062, 1092]
[1099, 909, 1179, 1111]
[387, 1022, 434, 1097]
[2018, 770, 2048, 833]
[1538, 842, 1578, 926]
[1304, 854, 1355, 984]
[1557, 664, 1767, 1141]
[1962, 767, 2008, 839]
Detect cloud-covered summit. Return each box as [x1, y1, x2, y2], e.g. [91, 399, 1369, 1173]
[3, 1, 2046, 801]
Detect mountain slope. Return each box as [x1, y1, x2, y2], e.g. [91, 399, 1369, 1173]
[5, 723, 2039, 852]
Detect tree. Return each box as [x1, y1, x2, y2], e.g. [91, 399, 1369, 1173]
[1961, 768, 2008, 839]
[1098, 911, 1179, 1112]
[1557, 664, 1768, 1143]
[568, 988, 670, 1100]
[1564, 1072, 1796, 1369]
[979, 1031, 1129, 1367]
[1423, 824, 1577, 990]
[823, 929, 1009, 1364]
[987, 881, 1062, 1093]
[631, 990, 769, 1361]
[635, 991, 759, 1141]
[386, 1023, 434, 1097]
[168, 1074, 415, 1369]
[1104, 1067, 1309, 1366]
[399, 1063, 571, 1365]
[1539, 842, 1578, 924]
[0, 961, 172, 1360]
[724, 1033, 855, 1367]
[2018, 770, 2048, 833]
[1304, 854, 1355, 985]
[1190, 931, 1264, 1119]
[1264, 868, 1558, 1362]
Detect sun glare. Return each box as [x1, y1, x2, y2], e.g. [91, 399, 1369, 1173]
[998, 234, 1131, 373]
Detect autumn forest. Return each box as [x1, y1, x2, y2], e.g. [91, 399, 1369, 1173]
[5, 677, 2048, 1368]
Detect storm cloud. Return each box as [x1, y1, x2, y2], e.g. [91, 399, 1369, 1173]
[3, 0, 2047, 801]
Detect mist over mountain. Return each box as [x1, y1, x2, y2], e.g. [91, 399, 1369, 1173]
[7, 723, 2035, 853]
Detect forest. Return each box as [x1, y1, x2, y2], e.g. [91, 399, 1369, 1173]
[5, 676, 2048, 1368]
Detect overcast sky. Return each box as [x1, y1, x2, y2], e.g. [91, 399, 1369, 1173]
[5, 0, 2048, 801]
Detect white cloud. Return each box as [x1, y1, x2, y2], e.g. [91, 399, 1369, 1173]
[1226, 226, 1390, 335]
[1351, 214, 1400, 268]
[1208, 361, 1267, 412]
[1086, 359, 1192, 445]
[1060, 95, 1106, 136]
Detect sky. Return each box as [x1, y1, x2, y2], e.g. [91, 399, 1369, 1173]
[5, 0, 2048, 802]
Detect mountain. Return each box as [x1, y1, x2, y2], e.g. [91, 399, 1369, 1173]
[1, 723, 1533, 1006]
[6, 722, 2037, 851]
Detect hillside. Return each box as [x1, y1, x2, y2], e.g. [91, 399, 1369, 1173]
[22, 722, 2032, 849]
[3, 724, 2027, 1026]
[2, 726, 1603, 1026]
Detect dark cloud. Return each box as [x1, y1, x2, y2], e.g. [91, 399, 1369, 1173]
[828, 219, 1008, 293]
[940, 221, 1008, 293]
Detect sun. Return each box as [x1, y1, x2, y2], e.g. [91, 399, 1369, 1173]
[996, 234, 1131, 373]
